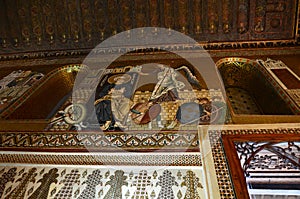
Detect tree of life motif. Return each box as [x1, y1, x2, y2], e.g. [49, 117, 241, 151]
[0, 168, 17, 198]
[181, 170, 203, 199]
[54, 170, 80, 199]
[131, 170, 152, 199]
[103, 170, 128, 199]
[78, 169, 102, 199]
[156, 170, 178, 199]
[28, 168, 59, 199]
[6, 168, 37, 199]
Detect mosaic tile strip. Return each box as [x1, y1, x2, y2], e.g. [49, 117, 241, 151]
[0, 165, 208, 199]
[220, 127, 300, 136]
[209, 130, 235, 199]
[0, 131, 199, 151]
[0, 153, 202, 166]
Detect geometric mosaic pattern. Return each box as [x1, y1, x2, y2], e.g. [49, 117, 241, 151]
[0, 165, 207, 199]
[0, 153, 202, 167]
[78, 169, 102, 199]
[1, 124, 298, 199]
[0, 131, 199, 152]
[220, 127, 300, 136]
[226, 87, 261, 114]
[209, 130, 236, 199]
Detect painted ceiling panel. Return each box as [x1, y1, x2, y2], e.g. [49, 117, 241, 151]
[0, 0, 299, 55]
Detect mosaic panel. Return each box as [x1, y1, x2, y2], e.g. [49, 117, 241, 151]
[0, 165, 209, 199]
[45, 90, 227, 132]
[45, 64, 226, 132]
[91, 63, 214, 132]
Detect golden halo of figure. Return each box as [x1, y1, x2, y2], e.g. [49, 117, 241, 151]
[107, 74, 131, 85]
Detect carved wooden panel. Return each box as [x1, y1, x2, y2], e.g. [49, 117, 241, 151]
[0, 0, 298, 55]
[221, 125, 300, 199]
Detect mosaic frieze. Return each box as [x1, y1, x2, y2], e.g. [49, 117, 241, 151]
[220, 127, 300, 136]
[0, 166, 208, 199]
[0, 131, 199, 151]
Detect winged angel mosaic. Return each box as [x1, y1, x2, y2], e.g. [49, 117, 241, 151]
[92, 63, 225, 131]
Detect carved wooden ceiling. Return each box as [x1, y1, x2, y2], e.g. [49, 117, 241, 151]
[0, 0, 299, 59]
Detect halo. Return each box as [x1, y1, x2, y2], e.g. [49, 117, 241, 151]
[107, 74, 131, 85]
